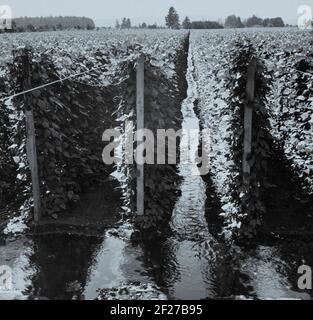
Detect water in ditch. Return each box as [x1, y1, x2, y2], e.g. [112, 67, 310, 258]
[150, 50, 218, 299]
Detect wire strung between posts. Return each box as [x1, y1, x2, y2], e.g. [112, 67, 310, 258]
[0, 65, 105, 103]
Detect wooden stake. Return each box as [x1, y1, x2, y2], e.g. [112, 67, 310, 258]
[243, 57, 257, 185]
[136, 54, 145, 216]
[22, 48, 41, 223]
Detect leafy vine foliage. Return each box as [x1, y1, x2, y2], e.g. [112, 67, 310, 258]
[1, 35, 188, 237]
[226, 39, 272, 238]
[134, 35, 190, 239]
[0, 77, 19, 211]
[2, 49, 132, 219]
[0, 53, 29, 221]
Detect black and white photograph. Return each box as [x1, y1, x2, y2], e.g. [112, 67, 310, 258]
[0, 0, 313, 306]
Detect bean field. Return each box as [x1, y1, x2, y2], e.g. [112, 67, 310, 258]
[0, 28, 313, 300]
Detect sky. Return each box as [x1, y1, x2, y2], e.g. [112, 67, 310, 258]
[4, 0, 313, 26]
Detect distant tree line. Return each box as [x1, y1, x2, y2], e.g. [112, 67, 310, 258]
[0, 16, 95, 33]
[224, 14, 285, 28]
[138, 23, 161, 29]
[183, 19, 223, 29]
[166, 7, 223, 29]
[165, 7, 285, 30]
[115, 18, 131, 29]
[115, 18, 163, 29]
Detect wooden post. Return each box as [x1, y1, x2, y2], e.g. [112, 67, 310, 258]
[243, 57, 257, 185]
[21, 48, 41, 223]
[136, 54, 145, 216]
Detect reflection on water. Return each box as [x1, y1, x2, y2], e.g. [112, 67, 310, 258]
[29, 234, 102, 299]
[239, 246, 312, 300]
[83, 223, 160, 300]
[0, 223, 165, 300]
[0, 238, 34, 300]
[1, 230, 312, 300]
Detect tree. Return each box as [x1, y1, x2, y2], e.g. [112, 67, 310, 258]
[10, 20, 17, 32]
[121, 18, 126, 28]
[272, 17, 285, 27]
[165, 7, 180, 29]
[140, 22, 147, 29]
[26, 24, 36, 32]
[246, 15, 263, 27]
[182, 16, 191, 29]
[263, 17, 285, 27]
[121, 17, 131, 29]
[190, 20, 223, 29]
[225, 15, 244, 28]
[148, 23, 158, 29]
[115, 19, 120, 29]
